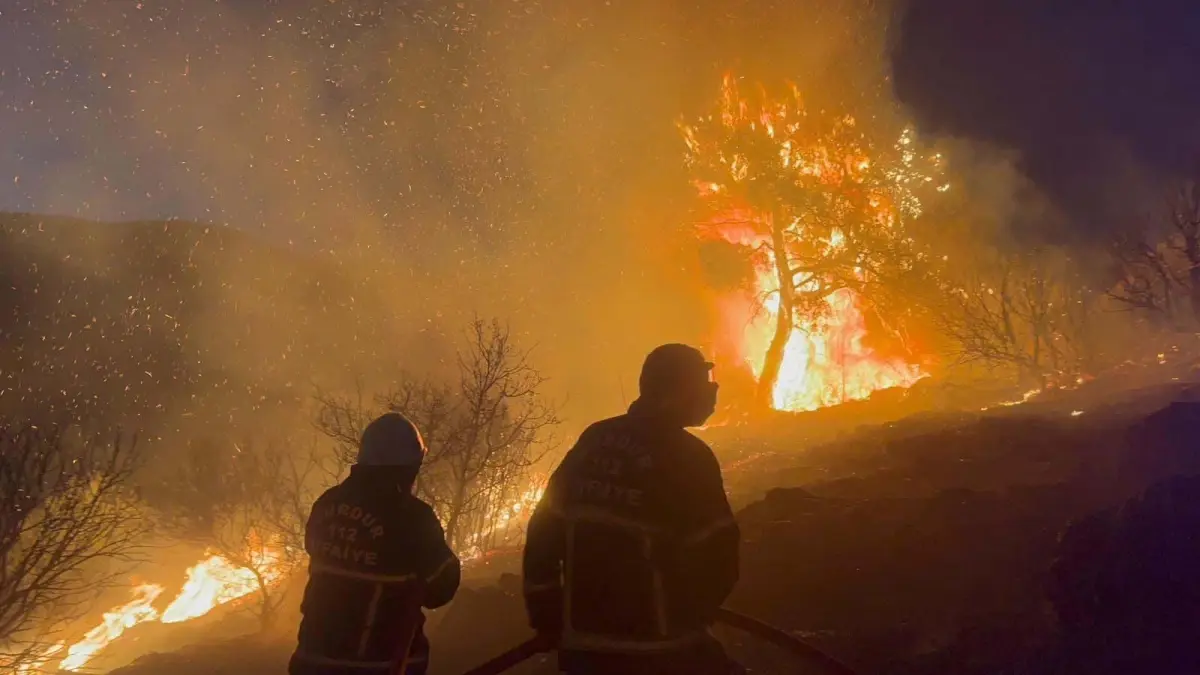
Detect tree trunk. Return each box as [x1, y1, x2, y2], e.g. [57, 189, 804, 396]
[252, 569, 275, 631]
[444, 478, 470, 552]
[756, 213, 796, 410]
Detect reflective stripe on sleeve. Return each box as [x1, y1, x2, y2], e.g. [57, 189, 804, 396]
[309, 561, 416, 585]
[562, 504, 662, 534]
[523, 579, 562, 594]
[683, 514, 737, 546]
[424, 554, 456, 584]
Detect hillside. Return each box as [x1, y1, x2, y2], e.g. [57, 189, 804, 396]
[0, 212, 415, 435]
[87, 381, 1200, 675]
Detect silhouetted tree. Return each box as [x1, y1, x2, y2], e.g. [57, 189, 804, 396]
[935, 248, 1094, 386]
[1107, 230, 1185, 320]
[315, 318, 559, 555]
[154, 436, 318, 630]
[0, 424, 146, 673]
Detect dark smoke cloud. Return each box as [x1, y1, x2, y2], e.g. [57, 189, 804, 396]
[892, 0, 1200, 241]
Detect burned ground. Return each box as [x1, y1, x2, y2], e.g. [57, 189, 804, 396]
[95, 384, 1200, 675]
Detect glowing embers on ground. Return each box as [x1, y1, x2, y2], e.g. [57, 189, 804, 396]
[983, 388, 1044, 410]
[52, 547, 285, 672]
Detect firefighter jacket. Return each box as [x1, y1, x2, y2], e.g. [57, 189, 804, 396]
[522, 399, 740, 658]
[290, 466, 460, 675]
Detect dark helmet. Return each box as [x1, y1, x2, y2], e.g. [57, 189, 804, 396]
[358, 412, 427, 467]
[638, 344, 719, 427]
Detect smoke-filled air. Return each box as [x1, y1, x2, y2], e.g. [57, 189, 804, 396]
[3, 1, 1200, 674]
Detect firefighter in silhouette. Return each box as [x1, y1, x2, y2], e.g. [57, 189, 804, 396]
[290, 413, 461, 675]
[523, 344, 741, 674]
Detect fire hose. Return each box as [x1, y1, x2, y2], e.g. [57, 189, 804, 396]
[457, 608, 860, 675]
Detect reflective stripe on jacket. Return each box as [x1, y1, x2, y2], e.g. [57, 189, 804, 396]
[523, 401, 740, 656]
[291, 466, 460, 675]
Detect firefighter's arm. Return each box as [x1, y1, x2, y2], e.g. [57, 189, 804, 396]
[415, 503, 461, 609]
[680, 445, 740, 618]
[522, 456, 571, 635]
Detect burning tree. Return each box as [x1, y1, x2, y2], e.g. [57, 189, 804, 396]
[315, 318, 559, 556]
[153, 436, 317, 629]
[0, 423, 147, 673]
[680, 74, 943, 411]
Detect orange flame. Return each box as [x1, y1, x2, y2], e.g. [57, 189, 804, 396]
[683, 75, 936, 412]
[58, 584, 164, 671]
[459, 481, 547, 562]
[51, 547, 286, 673]
[14, 642, 64, 675]
[161, 550, 284, 624]
[719, 262, 924, 411]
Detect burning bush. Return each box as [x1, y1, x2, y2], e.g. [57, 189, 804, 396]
[0, 423, 147, 673]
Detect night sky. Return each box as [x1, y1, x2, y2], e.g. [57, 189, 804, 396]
[0, 0, 1198, 242]
[894, 0, 1200, 239]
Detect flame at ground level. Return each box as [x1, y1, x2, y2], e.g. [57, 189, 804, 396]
[45, 547, 286, 673]
[45, 492, 541, 674]
[721, 286, 925, 412]
[161, 551, 284, 624]
[58, 584, 164, 672]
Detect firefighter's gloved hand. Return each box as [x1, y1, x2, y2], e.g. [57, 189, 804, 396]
[525, 586, 563, 642]
[531, 629, 560, 653]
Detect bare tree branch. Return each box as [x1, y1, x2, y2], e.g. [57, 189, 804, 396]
[149, 435, 320, 630]
[934, 248, 1094, 387]
[0, 423, 147, 672]
[313, 318, 560, 556]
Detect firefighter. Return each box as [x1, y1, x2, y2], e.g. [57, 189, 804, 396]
[290, 412, 460, 675]
[523, 344, 741, 674]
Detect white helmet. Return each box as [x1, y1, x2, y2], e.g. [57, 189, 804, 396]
[357, 412, 427, 467]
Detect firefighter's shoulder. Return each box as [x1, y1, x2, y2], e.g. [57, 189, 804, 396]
[404, 495, 440, 522]
[579, 414, 630, 439]
[307, 482, 348, 521]
[674, 426, 718, 461]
